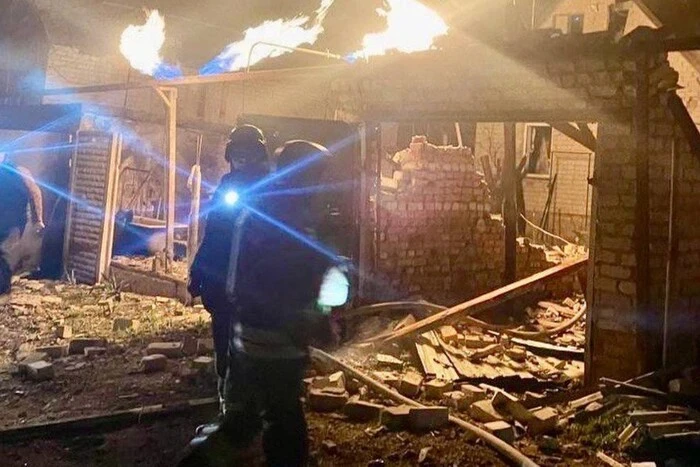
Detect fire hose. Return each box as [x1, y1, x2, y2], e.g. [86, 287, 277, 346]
[310, 347, 540, 467]
[347, 301, 586, 340]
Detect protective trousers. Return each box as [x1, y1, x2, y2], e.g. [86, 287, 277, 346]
[210, 309, 234, 411]
[222, 350, 308, 467]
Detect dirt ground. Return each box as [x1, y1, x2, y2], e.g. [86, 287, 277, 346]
[0, 410, 514, 467]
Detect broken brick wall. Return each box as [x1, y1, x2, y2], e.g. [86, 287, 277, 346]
[377, 137, 504, 305]
[377, 136, 577, 306]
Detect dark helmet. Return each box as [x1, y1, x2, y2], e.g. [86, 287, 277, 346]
[273, 140, 334, 187]
[225, 124, 267, 165]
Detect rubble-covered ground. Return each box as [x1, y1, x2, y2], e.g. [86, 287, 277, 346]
[0, 277, 214, 428]
[0, 411, 513, 466]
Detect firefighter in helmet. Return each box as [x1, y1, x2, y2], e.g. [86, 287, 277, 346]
[181, 140, 349, 467]
[188, 124, 269, 421]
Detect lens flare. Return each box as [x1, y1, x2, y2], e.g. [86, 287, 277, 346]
[224, 191, 240, 206]
[351, 0, 448, 60]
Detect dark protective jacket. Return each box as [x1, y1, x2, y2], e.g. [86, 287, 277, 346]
[189, 166, 266, 312]
[230, 196, 339, 354]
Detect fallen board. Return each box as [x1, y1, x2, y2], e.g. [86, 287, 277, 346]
[382, 257, 588, 343]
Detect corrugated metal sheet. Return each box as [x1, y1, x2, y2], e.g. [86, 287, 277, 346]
[64, 131, 121, 284]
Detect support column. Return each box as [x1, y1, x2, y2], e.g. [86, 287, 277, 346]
[634, 54, 651, 362]
[504, 122, 517, 285]
[154, 87, 178, 270]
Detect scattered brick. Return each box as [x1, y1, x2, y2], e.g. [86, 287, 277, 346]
[69, 338, 106, 355]
[192, 356, 214, 372]
[443, 391, 470, 411]
[84, 347, 107, 358]
[18, 352, 49, 374]
[408, 406, 449, 431]
[484, 421, 515, 444]
[112, 318, 140, 332]
[381, 405, 411, 431]
[424, 379, 452, 400]
[56, 325, 72, 339]
[36, 346, 68, 359]
[196, 338, 214, 356]
[469, 400, 503, 423]
[398, 372, 423, 397]
[528, 407, 559, 435]
[27, 361, 54, 381]
[308, 389, 349, 412]
[142, 354, 167, 373]
[376, 353, 403, 370]
[460, 384, 487, 404]
[344, 400, 384, 422]
[146, 342, 183, 359]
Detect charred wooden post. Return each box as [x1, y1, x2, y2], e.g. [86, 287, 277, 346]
[503, 122, 517, 285]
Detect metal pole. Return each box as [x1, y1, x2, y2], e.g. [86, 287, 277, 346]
[663, 139, 678, 368]
[154, 86, 178, 270]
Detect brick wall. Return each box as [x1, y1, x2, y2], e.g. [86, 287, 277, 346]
[377, 137, 504, 305]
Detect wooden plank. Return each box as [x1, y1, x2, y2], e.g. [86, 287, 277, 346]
[503, 122, 517, 285]
[383, 258, 588, 343]
[509, 336, 585, 361]
[549, 122, 597, 152]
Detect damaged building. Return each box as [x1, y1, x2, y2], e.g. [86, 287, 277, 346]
[1, 0, 700, 466]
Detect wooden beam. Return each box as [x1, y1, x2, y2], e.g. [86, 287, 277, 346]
[0, 104, 82, 133]
[364, 108, 631, 125]
[577, 122, 597, 149]
[549, 122, 597, 152]
[42, 64, 347, 96]
[382, 257, 589, 344]
[503, 123, 518, 285]
[668, 92, 700, 159]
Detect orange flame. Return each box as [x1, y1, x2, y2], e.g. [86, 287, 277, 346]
[352, 0, 448, 60]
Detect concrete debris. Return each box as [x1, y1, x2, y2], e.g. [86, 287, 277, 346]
[69, 338, 106, 355]
[380, 405, 411, 431]
[84, 346, 107, 358]
[328, 371, 346, 390]
[182, 336, 198, 356]
[568, 391, 603, 411]
[484, 421, 515, 444]
[398, 372, 423, 397]
[469, 400, 503, 423]
[36, 345, 68, 359]
[443, 391, 470, 411]
[668, 378, 700, 396]
[343, 400, 384, 422]
[321, 440, 338, 454]
[376, 353, 404, 370]
[424, 379, 452, 400]
[112, 318, 140, 332]
[408, 406, 449, 431]
[308, 389, 349, 412]
[192, 356, 214, 373]
[56, 325, 73, 339]
[196, 338, 214, 356]
[528, 407, 559, 435]
[460, 384, 486, 404]
[142, 354, 168, 373]
[146, 342, 183, 359]
[438, 326, 459, 345]
[17, 352, 49, 374]
[27, 361, 54, 381]
[596, 452, 626, 467]
[491, 389, 519, 408]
